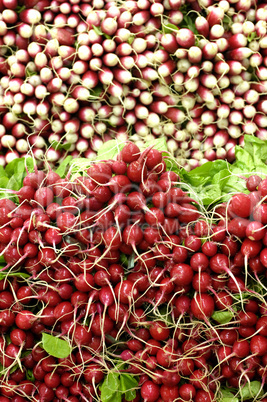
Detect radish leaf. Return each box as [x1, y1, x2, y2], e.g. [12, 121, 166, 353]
[212, 310, 234, 324]
[220, 388, 239, 402]
[56, 155, 73, 177]
[120, 374, 138, 401]
[99, 372, 121, 402]
[96, 140, 125, 161]
[240, 381, 263, 400]
[42, 333, 71, 359]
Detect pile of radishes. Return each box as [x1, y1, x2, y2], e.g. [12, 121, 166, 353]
[0, 142, 267, 401]
[0, 0, 266, 169]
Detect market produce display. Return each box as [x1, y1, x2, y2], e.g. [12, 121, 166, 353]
[1, 0, 267, 401]
[0, 137, 266, 401]
[0, 0, 267, 169]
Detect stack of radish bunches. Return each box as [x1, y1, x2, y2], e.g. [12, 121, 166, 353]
[0, 143, 267, 401]
[0, 0, 267, 169]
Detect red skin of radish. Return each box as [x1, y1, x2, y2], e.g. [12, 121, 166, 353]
[229, 193, 252, 218]
[250, 335, 267, 356]
[87, 163, 112, 184]
[141, 381, 160, 402]
[241, 238, 262, 258]
[170, 264, 193, 286]
[191, 294, 215, 319]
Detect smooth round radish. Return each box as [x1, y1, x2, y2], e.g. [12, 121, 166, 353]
[241, 238, 262, 258]
[23, 171, 46, 189]
[141, 381, 160, 402]
[246, 221, 265, 241]
[246, 175, 262, 191]
[87, 163, 112, 184]
[109, 175, 132, 193]
[195, 390, 215, 402]
[114, 280, 139, 304]
[228, 218, 250, 238]
[190, 253, 209, 272]
[232, 339, 250, 358]
[15, 310, 35, 330]
[250, 335, 267, 356]
[127, 160, 148, 183]
[121, 143, 140, 163]
[33, 187, 54, 207]
[122, 225, 143, 246]
[253, 204, 267, 224]
[170, 264, 194, 286]
[190, 294, 215, 320]
[202, 242, 218, 257]
[209, 254, 229, 274]
[214, 291, 233, 310]
[149, 321, 170, 341]
[56, 212, 77, 233]
[192, 272, 212, 293]
[160, 384, 179, 401]
[145, 149, 162, 170]
[83, 364, 104, 384]
[229, 193, 251, 218]
[179, 383, 196, 401]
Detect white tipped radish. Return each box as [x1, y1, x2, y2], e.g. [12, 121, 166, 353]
[197, 85, 215, 103]
[202, 42, 218, 59]
[188, 46, 202, 64]
[220, 88, 236, 104]
[228, 47, 253, 60]
[242, 121, 257, 135]
[201, 61, 214, 73]
[228, 125, 242, 138]
[177, 59, 191, 73]
[254, 114, 267, 128]
[210, 24, 225, 39]
[195, 16, 209, 37]
[229, 111, 243, 125]
[207, 6, 224, 26]
[228, 33, 247, 49]
[243, 105, 256, 119]
[176, 29, 195, 49]
[1, 135, 16, 148]
[63, 98, 79, 114]
[161, 33, 178, 54]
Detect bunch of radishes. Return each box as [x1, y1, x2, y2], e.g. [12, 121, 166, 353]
[0, 142, 267, 401]
[0, 0, 266, 169]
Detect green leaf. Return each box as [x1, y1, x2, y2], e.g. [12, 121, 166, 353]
[25, 158, 35, 173]
[55, 155, 73, 178]
[220, 388, 239, 402]
[96, 140, 125, 161]
[120, 253, 128, 267]
[145, 137, 168, 153]
[90, 85, 104, 98]
[0, 271, 31, 280]
[128, 253, 135, 269]
[42, 333, 71, 359]
[247, 32, 257, 42]
[120, 374, 138, 401]
[162, 23, 179, 34]
[26, 369, 35, 382]
[212, 310, 234, 324]
[99, 372, 120, 402]
[0, 177, 9, 190]
[92, 25, 103, 36]
[0, 166, 7, 178]
[5, 158, 26, 178]
[51, 141, 72, 151]
[240, 381, 263, 400]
